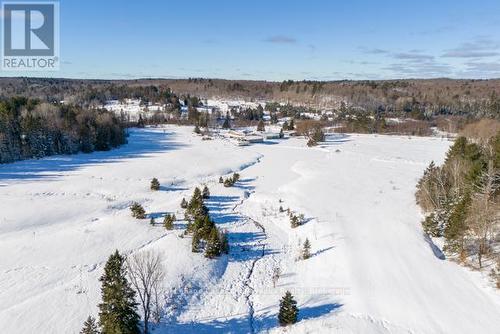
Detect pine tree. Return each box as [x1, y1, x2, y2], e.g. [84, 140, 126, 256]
[180, 198, 188, 209]
[130, 202, 146, 219]
[98, 250, 140, 334]
[302, 238, 311, 260]
[163, 214, 175, 230]
[205, 228, 222, 259]
[80, 316, 99, 334]
[192, 231, 201, 253]
[150, 178, 160, 191]
[444, 194, 470, 253]
[278, 291, 299, 326]
[233, 172, 240, 182]
[220, 230, 230, 255]
[202, 185, 210, 199]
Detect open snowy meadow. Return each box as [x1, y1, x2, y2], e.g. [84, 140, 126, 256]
[1, 125, 499, 333]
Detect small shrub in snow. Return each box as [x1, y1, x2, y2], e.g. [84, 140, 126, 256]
[180, 198, 188, 209]
[219, 176, 224, 183]
[150, 178, 160, 191]
[194, 124, 201, 134]
[150, 217, 155, 225]
[290, 212, 305, 228]
[222, 172, 241, 187]
[130, 202, 146, 219]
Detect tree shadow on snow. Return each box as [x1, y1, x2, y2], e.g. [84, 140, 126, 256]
[322, 133, 351, 146]
[423, 233, 446, 260]
[158, 303, 342, 334]
[0, 128, 185, 181]
[234, 178, 256, 192]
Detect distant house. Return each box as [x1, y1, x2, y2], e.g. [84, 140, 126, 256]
[226, 130, 264, 144]
[261, 132, 281, 140]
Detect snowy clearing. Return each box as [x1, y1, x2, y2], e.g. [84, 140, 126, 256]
[0, 126, 499, 334]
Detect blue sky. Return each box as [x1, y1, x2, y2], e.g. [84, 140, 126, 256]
[6, 0, 500, 80]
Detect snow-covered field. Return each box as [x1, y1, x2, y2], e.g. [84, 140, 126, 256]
[1, 126, 499, 333]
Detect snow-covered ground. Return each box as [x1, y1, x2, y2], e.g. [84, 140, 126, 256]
[0, 126, 499, 333]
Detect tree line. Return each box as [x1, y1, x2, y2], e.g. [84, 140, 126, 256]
[416, 120, 499, 286]
[0, 97, 126, 163]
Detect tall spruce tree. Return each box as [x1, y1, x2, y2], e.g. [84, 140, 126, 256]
[302, 238, 311, 260]
[278, 291, 299, 326]
[80, 316, 99, 334]
[205, 227, 222, 259]
[98, 250, 140, 334]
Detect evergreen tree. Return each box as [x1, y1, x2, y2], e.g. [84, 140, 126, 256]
[202, 185, 210, 199]
[192, 231, 201, 253]
[278, 291, 299, 326]
[80, 316, 99, 334]
[150, 178, 160, 191]
[302, 238, 311, 260]
[289, 119, 295, 130]
[205, 228, 222, 259]
[163, 214, 175, 230]
[222, 113, 231, 129]
[98, 250, 140, 334]
[219, 176, 224, 183]
[444, 194, 470, 253]
[180, 198, 188, 209]
[220, 230, 230, 255]
[130, 202, 146, 219]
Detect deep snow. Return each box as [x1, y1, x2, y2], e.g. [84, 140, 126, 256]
[0, 126, 499, 333]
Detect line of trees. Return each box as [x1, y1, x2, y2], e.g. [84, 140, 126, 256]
[183, 186, 229, 258]
[0, 97, 126, 163]
[416, 120, 499, 281]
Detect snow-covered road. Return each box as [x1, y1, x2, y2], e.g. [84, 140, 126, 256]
[0, 126, 499, 333]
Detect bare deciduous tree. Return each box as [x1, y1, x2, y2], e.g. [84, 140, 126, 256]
[467, 162, 499, 268]
[272, 266, 281, 288]
[127, 251, 165, 334]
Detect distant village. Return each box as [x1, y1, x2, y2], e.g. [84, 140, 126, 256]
[103, 98, 298, 146]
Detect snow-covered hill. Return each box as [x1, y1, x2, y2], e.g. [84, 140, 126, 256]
[0, 126, 499, 333]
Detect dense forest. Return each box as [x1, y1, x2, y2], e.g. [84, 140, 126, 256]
[0, 77, 499, 119]
[416, 120, 499, 286]
[0, 97, 126, 163]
